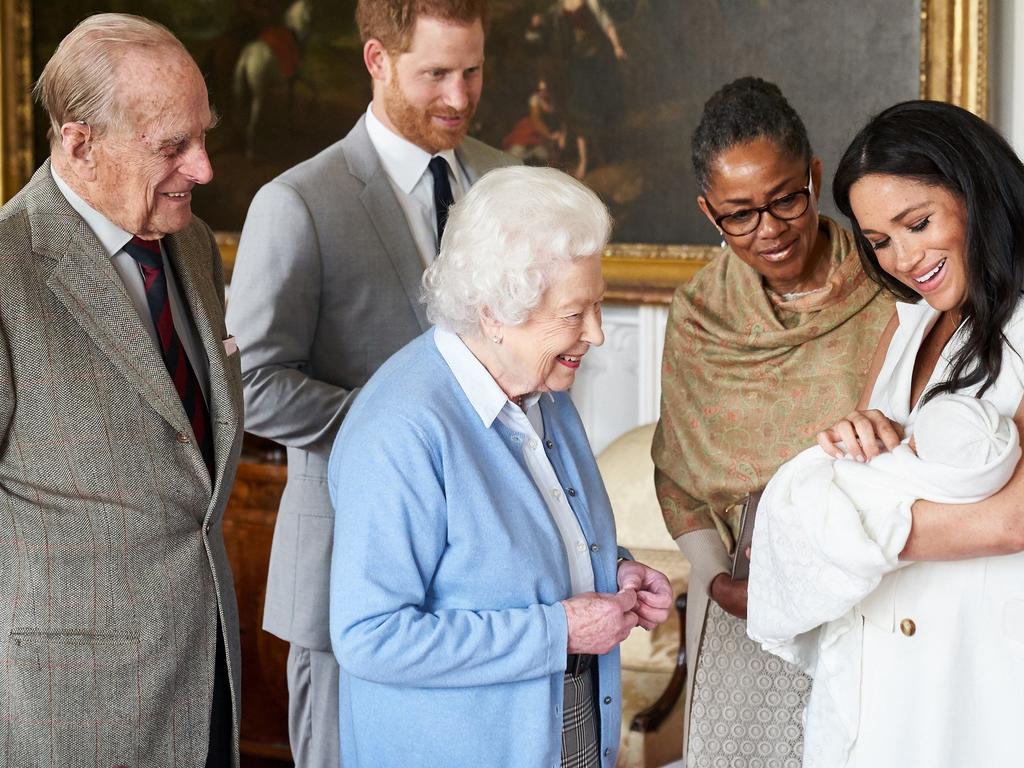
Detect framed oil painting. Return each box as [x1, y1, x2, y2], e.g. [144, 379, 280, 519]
[0, 0, 987, 300]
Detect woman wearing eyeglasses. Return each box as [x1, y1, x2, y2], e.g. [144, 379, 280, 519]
[652, 77, 895, 764]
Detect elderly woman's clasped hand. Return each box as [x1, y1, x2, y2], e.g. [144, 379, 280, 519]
[562, 561, 672, 653]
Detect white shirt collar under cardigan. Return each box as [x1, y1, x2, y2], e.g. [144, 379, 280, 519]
[433, 326, 545, 428]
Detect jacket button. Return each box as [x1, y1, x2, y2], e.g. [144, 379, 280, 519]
[603, 695, 612, 704]
[590, 543, 599, 553]
[545, 439, 554, 449]
[900, 618, 916, 636]
[567, 487, 577, 497]
[176, 432, 191, 444]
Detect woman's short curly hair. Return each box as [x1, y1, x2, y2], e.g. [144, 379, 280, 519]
[691, 76, 812, 193]
[422, 166, 611, 336]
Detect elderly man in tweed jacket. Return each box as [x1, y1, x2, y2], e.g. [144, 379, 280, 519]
[0, 14, 243, 767]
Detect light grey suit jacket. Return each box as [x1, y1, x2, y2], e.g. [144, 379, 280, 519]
[0, 162, 244, 766]
[226, 117, 515, 650]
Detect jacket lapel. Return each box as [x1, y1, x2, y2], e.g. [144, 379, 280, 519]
[345, 118, 431, 332]
[164, 227, 241, 499]
[42, 213, 191, 439]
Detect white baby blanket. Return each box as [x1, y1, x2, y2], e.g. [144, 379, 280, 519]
[746, 394, 1020, 767]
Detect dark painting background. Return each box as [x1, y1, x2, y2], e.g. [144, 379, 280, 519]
[33, 1, 920, 244]
[33, 0, 366, 232]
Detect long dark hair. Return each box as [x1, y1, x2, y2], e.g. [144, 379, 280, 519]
[833, 100, 1024, 403]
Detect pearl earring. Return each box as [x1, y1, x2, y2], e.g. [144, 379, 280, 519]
[491, 335, 502, 344]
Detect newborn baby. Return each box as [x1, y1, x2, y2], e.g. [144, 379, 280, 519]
[746, 393, 1020, 768]
[910, 392, 1013, 466]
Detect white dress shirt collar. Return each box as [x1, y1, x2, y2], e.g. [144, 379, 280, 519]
[50, 167, 133, 258]
[365, 104, 465, 193]
[434, 327, 543, 428]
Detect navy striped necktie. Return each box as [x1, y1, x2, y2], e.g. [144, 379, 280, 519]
[123, 236, 214, 476]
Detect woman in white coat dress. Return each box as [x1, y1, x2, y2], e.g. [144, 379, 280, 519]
[753, 100, 1024, 768]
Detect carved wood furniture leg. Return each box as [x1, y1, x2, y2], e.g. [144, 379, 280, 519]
[630, 593, 688, 733]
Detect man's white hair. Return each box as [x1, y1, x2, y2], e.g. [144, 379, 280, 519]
[34, 13, 189, 146]
[423, 165, 612, 335]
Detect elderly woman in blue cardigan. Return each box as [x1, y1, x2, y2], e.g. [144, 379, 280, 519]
[328, 166, 672, 768]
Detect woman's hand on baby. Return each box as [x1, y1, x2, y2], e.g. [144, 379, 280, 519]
[816, 409, 903, 462]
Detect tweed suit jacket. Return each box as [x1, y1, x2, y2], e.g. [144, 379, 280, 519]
[0, 162, 244, 767]
[226, 117, 515, 650]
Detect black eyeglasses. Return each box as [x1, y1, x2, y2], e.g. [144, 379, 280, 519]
[708, 168, 813, 237]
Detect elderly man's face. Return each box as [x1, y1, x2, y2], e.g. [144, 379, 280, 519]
[89, 50, 214, 239]
[379, 16, 484, 153]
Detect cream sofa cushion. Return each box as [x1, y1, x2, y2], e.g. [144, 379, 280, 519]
[597, 424, 690, 672]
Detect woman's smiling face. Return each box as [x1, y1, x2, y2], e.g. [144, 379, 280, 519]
[490, 256, 606, 396]
[698, 137, 825, 295]
[848, 174, 969, 311]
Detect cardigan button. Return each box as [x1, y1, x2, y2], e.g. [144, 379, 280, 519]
[900, 618, 916, 637]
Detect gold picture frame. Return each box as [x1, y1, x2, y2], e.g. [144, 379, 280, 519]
[0, 0, 988, 303]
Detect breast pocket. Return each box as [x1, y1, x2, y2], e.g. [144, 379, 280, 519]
[6, 630, 140, 760]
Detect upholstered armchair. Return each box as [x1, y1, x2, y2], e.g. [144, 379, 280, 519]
[597, 424, 690, 768]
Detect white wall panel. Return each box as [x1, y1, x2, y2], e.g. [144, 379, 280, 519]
[571, 303, 669, 455]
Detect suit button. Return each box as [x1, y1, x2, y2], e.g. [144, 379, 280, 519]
[900, 618, 916, 636]
[176, 432, 191, 444]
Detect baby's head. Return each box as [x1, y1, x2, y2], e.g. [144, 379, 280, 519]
[913, 394, 1014, 468]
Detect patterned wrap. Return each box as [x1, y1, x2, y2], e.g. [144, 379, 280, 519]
[652, 217, 895, 767]
[653, 217, 895, 547]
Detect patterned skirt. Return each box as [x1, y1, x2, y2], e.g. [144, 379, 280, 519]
[561, 667, 600, 768]
[687, 602, 812, 768]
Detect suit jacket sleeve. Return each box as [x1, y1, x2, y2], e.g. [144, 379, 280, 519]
[0, 310, 11, 459]
[227, 180, 355, 450]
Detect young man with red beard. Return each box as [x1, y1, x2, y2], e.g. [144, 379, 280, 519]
[226, 2, 514, 765]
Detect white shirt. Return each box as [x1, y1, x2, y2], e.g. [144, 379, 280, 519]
[364, 104, 468, 266]
[51, 167, 210, 406]
[434, 327, 596, 595]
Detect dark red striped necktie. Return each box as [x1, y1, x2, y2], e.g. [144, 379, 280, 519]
[123, 236, 214, 476]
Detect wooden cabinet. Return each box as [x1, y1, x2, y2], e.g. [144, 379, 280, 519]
[222, 450, 293, 767]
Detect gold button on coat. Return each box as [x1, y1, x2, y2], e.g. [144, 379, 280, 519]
[900, 618, 916, 636]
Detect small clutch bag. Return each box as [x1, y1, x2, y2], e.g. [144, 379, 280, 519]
[730, 489, 763, 581]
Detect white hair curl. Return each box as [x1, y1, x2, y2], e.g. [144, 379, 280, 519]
[422, 166, 612, 335]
